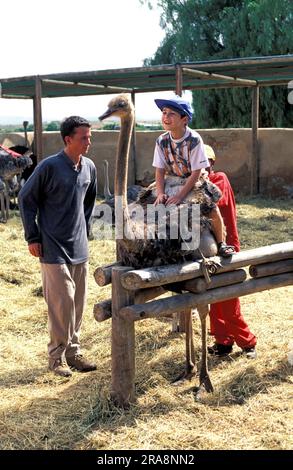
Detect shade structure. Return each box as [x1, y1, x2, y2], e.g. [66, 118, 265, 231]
[1, 54, 293, 99]
[1, 54, 293, 194]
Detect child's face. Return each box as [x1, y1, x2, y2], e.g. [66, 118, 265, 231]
[161, 107, 188, 133]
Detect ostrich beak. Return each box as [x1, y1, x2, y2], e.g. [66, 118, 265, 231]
[99, 107, 115, 121]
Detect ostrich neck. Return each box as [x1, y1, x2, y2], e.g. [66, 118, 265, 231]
[115, 111, 134, 209]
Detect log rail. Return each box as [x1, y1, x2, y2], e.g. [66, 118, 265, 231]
[93, 241, 293, 406]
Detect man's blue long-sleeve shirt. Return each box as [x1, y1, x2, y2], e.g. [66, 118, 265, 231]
[18, 150, 97, 264]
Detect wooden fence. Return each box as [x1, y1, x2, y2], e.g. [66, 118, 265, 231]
[94, 241, 293, 407]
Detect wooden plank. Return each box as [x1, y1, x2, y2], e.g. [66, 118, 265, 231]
[251, 86, 260, 195]
[176, 64, 183, 96]
[111, 267, 136, 407]
[121, 242, 293, 290]
[135, 286, 166, 304]
[93, 299, 112, 322]
[185, 56, 293, 70]
[183, 268, 247, 293]
[94, 262, 121, 286]
[120, 272, 293, 321]
[93, 286, 167, 322]
[42, 78, 132, 93]
[130, 91, 137, 186]
[182, 67, 257, 86]
[249, 259, 293, 278]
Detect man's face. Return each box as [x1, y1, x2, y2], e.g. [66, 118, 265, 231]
[161, 107, 188, 131]
[66, 126, 91, 155]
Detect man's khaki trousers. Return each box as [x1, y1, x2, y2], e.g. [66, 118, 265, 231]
[41, 262, 88, 360]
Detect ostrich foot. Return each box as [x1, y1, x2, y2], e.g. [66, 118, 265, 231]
[194, 377, 214, 401]
[171, 366, 196, 386]
[199, 374, 214, 393]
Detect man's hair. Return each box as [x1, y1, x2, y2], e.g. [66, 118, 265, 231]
[60, 116, 91, 143]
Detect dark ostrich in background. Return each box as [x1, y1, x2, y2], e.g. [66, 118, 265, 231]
[9, 145, 38, 185]
[0, 146, 32, 222]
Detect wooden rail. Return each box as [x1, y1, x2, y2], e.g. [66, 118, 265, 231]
[93, 241, 293, 407]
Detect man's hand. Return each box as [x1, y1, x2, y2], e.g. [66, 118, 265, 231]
[28, 243, 43, 257]
[154, 193, 168, 206]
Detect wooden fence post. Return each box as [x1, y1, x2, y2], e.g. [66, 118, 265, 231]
[111, 267, 136, 407]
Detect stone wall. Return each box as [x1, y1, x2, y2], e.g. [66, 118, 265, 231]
[1, 128, 292, 197]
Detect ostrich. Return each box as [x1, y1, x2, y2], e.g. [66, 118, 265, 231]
[99, 94, 221, 394]
[0, 177, 8, 222]
[9, 145, 38, 187]
[0, 146, 32, 222]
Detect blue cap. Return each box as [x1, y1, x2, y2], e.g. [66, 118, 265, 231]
[154, 96, 193, 121]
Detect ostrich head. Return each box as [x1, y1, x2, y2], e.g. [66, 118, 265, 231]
[99, 94, 134, 121]
[98, 94, 135, 205]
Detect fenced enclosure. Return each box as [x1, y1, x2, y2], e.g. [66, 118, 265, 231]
[0, 196, 292, 450]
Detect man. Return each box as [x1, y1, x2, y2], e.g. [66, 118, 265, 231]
[205, 145, 257, 359]
[19, 116, 97, 377]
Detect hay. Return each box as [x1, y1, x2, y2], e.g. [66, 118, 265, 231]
[0, 197, 292, 450]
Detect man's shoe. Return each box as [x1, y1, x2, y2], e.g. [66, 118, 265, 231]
[242, 347, 257, 359]
[66, 354, 97, 372]
[49, 358, 72, 377]
[208, 343, 233, 357]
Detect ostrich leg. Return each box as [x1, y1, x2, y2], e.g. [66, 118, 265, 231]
[0, 191, 5, 222]
[4, 189, 10, 221]
[172, 308, 196, 384]
[185, 308, 196, 377]
[196, 304, 213, 396]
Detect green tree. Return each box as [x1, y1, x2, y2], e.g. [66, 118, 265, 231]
[45, 121, 60, 131]
[142, 0, 293, 127]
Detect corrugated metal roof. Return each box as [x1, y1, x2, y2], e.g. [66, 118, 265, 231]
[1, 55, 293, 99]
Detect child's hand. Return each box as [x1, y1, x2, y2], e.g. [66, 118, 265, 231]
[154, 193, 167, 206]
[201, 169, 209, 180]
[165, 195, 182, 206]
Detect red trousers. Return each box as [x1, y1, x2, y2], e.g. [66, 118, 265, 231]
[208, 171, 256, 349]
[209, 298, 257, 348]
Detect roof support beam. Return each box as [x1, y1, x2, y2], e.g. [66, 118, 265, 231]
[176, 64, 183, 96]
[0, 94, 31, 99]
[33, 77, 43, 162]
[251, 86, 260, 195]
[130, 91, 137, 186]
[187, 55, 293, 70]
[41, 78, 132, 93]
[182, 67, 258, 87]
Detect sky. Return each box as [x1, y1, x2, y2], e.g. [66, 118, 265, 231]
[0, 0, 191, 124]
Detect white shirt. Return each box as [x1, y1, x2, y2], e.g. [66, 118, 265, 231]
[153, 127, 209, 177]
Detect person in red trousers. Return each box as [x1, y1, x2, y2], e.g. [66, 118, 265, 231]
[205, 145, 257, 359]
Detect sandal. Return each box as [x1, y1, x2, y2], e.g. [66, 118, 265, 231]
[217, 242, 236, 258]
